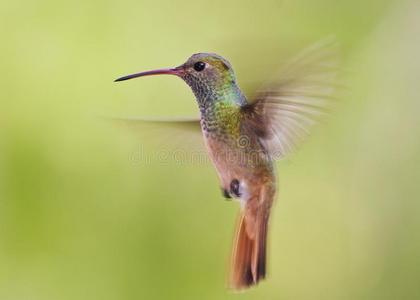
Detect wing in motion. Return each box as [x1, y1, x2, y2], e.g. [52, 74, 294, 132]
[112, 116, 202, 133]
[241, 37, 340, 159]
[110, 117, 207, 163]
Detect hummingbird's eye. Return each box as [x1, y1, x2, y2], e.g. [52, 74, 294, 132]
[193, 61, 206, 72]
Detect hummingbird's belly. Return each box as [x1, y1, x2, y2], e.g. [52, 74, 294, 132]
[203, 133, 274, 201]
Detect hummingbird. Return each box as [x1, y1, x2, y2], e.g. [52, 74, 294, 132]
[114, 38, 338, 290]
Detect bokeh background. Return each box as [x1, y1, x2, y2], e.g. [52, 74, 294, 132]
[1, 0, 420, 299]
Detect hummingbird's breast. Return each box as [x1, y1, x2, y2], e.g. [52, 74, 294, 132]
[200, 104, 275, 201]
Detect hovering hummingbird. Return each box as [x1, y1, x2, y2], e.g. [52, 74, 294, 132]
[114, 38, 338, 290]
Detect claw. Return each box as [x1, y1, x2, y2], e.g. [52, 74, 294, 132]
[222, 188, 232, 199]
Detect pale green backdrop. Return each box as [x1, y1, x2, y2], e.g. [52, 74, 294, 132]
[1, 0, 420, 299]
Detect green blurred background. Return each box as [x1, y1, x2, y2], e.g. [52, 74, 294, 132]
[1, 0, 420, 299]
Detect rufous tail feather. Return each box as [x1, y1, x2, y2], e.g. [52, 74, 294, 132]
[229, 205, 270, 290]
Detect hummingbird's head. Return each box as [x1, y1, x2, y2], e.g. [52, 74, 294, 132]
[177, 53, 236, 90]
[115, 53, 240, 103]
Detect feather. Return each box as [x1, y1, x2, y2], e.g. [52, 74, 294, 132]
[241, 37, 340, 159]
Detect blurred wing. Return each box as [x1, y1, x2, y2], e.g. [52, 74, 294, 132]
[113, 117, 202, 133]
[242, 37, 340, 159]
[110, 116, 207, 156]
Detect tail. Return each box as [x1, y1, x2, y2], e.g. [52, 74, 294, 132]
[229, 204, 270, 290]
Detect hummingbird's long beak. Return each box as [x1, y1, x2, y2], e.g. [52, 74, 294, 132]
[114, 66, 183, 82]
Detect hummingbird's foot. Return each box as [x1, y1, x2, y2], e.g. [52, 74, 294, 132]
[230, 179, 241, 198]
[222, 188, 232, 200]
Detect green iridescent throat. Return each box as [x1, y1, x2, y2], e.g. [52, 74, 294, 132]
[198, 83, 246, 135]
